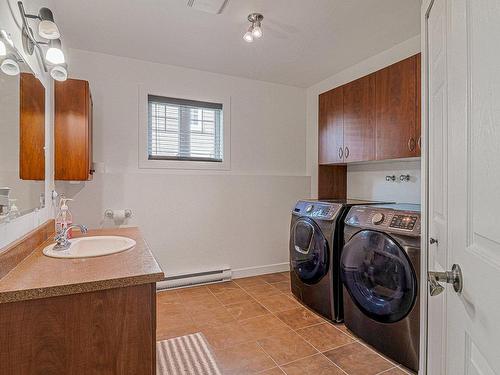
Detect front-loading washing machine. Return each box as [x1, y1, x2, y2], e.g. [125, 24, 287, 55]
[341, 203, 421, 372]
[289, 199, 390, 322]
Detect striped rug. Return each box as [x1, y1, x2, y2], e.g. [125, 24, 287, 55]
[156, 332, 222, 375]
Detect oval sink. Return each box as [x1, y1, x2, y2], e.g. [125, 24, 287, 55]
[43, 236, 136, 259]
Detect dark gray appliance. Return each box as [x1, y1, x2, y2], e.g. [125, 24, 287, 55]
[289, 199, 390, 322]
[341, 203, 421, 372]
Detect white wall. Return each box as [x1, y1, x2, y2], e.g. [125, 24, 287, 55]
[0, 0, 54, 249]
[56, 49, 309, 277]
[306, 35, 422, 202]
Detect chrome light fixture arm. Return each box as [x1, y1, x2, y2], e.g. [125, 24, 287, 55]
[17, 1, 48, 71]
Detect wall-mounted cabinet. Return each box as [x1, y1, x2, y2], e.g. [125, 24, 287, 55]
[54, 78, 93, 181]
[318, 53, 421, 198]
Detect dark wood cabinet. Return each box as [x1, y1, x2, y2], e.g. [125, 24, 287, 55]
[318, 87, 344, 164]
[343, 74, 376, 162]
[19, 73, 45, 181]
[375, 55, 419, 160]
[415, 53, 421, 154]
[55, 78, 93, 181]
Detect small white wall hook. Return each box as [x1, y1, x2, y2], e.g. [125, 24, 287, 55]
[104, 209, 133, 219]
[399, 174, 411, 182]
[385, 175, 396, 182]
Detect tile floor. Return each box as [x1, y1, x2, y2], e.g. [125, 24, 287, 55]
[156, 272, 415, 375]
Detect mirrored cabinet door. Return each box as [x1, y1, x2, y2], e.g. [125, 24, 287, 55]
[0, 35, 46, 222]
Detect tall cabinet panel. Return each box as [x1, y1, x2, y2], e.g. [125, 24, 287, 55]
[375, 55, 418, 160]
[318, 87, 344, 164]
[19, 73, 45, 180]
[55, 79, 94, 181]
[343, 74, 376, 162]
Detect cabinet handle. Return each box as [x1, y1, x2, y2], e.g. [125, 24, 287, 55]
[408, 138, 416, 152]
[417, 136, 421, 150]
[338, 147, 343, 160]
[90, 169, 95, 175]
[345, 146, 349, 159]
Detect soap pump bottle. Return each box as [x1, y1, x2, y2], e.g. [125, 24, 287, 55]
[56, 198, 74, 238]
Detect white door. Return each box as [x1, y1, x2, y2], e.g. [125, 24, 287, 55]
[424, 0, 500, 374]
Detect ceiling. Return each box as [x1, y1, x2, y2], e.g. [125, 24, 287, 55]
[48, 0, 420, 87]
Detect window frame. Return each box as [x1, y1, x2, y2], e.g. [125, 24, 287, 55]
[139, 86, 231, 170]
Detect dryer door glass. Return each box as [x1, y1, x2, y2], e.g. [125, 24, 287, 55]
[290, 218, 329, 284]
[340, 230, 417, 323]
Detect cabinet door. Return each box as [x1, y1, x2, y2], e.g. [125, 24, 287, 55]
[318, 87, 344, 164]
[343, 74, 376, 162]
[55, 79, 93, 181]
[19, 73, 45, 180]
[375, 55, 417, 160]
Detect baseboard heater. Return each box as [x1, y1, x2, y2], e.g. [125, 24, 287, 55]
[156, 267, 232, 290]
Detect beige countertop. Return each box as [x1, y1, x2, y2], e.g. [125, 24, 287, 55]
[0, 227, 164, 304]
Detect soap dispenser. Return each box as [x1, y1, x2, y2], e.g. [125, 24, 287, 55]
[56, 198, 74, 238]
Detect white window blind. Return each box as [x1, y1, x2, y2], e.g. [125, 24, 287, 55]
[148, 95, 223, 162]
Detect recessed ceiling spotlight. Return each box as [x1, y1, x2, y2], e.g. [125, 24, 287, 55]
[243, 13, 263, 43]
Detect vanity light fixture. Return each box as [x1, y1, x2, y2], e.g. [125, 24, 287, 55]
[243, 13, 264, 43]
[16, 1, 68, 81]
[0, 41, 6, 56]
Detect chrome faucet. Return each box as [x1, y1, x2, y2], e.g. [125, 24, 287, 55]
[53, 224, 88, 251]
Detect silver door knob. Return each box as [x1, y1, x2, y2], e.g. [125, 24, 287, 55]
[428, 264, 463, 296]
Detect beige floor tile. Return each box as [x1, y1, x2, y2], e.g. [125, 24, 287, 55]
[275, 307, 324, 329]
[280, 353, 345, 375]
[176, 285, 210, 297]
[260, 272, 289, 284]
[214, 288, 254, 306]
[240, 314, 292, 341]
[225, 300, 270, 321]
[214, 341, 276, 375]
[207, 281, 242, 294]
[182, 293, 223, 311]
[380, 368, 412, 375]
[296, 322, 355, 351]
[257, 330, 318, 365]
[323, 342, 393, 375]
[156, 289, 182, 303]
[156, 301, 186, 316]
[201, 321, 255, 349]
[258, 293, 301, 313]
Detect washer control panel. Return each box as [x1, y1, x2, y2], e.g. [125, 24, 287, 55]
[293, 201, 341, 220]
[345, 205, 421, 235]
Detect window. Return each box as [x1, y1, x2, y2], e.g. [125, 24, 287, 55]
[148, 95, 223, 162]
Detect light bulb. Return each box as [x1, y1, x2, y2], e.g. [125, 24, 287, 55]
[243, 31, 254, 43]
[252, 25, 262, 38]
[1, 58, 20, 76]
[50, 65, 67, 81]
[0, 40, 5, 56]
[46, 39, 65, 64]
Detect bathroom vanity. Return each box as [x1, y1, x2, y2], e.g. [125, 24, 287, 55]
[0, 227, 164, 375]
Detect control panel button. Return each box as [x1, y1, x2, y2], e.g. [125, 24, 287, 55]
[372, 212, 385, 225]
[305, 205, 313, 213]
[389, 215, 418, 230]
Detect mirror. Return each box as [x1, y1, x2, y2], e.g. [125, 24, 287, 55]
[0, 32, 45, 222]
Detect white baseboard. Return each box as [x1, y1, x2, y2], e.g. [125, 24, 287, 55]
[232, 262, 290, 279]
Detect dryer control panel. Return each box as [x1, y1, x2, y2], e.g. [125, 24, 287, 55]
[345, 205, 421, 236]
[292, 201, 341, 221]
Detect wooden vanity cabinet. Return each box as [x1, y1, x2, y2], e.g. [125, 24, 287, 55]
[375, 54, 420, 159]
[54, 78, 94, 181]
[318, 86, 344, 164]
[19, 73, 45, 180]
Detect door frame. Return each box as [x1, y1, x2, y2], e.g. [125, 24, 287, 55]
[420, 0, 435, 373]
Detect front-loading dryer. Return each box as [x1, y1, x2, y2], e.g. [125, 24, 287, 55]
[289, 199, 390, 322]
[341, 204, 421, 372]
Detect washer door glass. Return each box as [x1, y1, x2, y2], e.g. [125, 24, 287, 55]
[340, 230, 417, 323]
[290, 218, 329, 284]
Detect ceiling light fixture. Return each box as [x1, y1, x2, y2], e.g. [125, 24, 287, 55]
[16, 1, 68, 81]
[243, 13, 264, 43]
